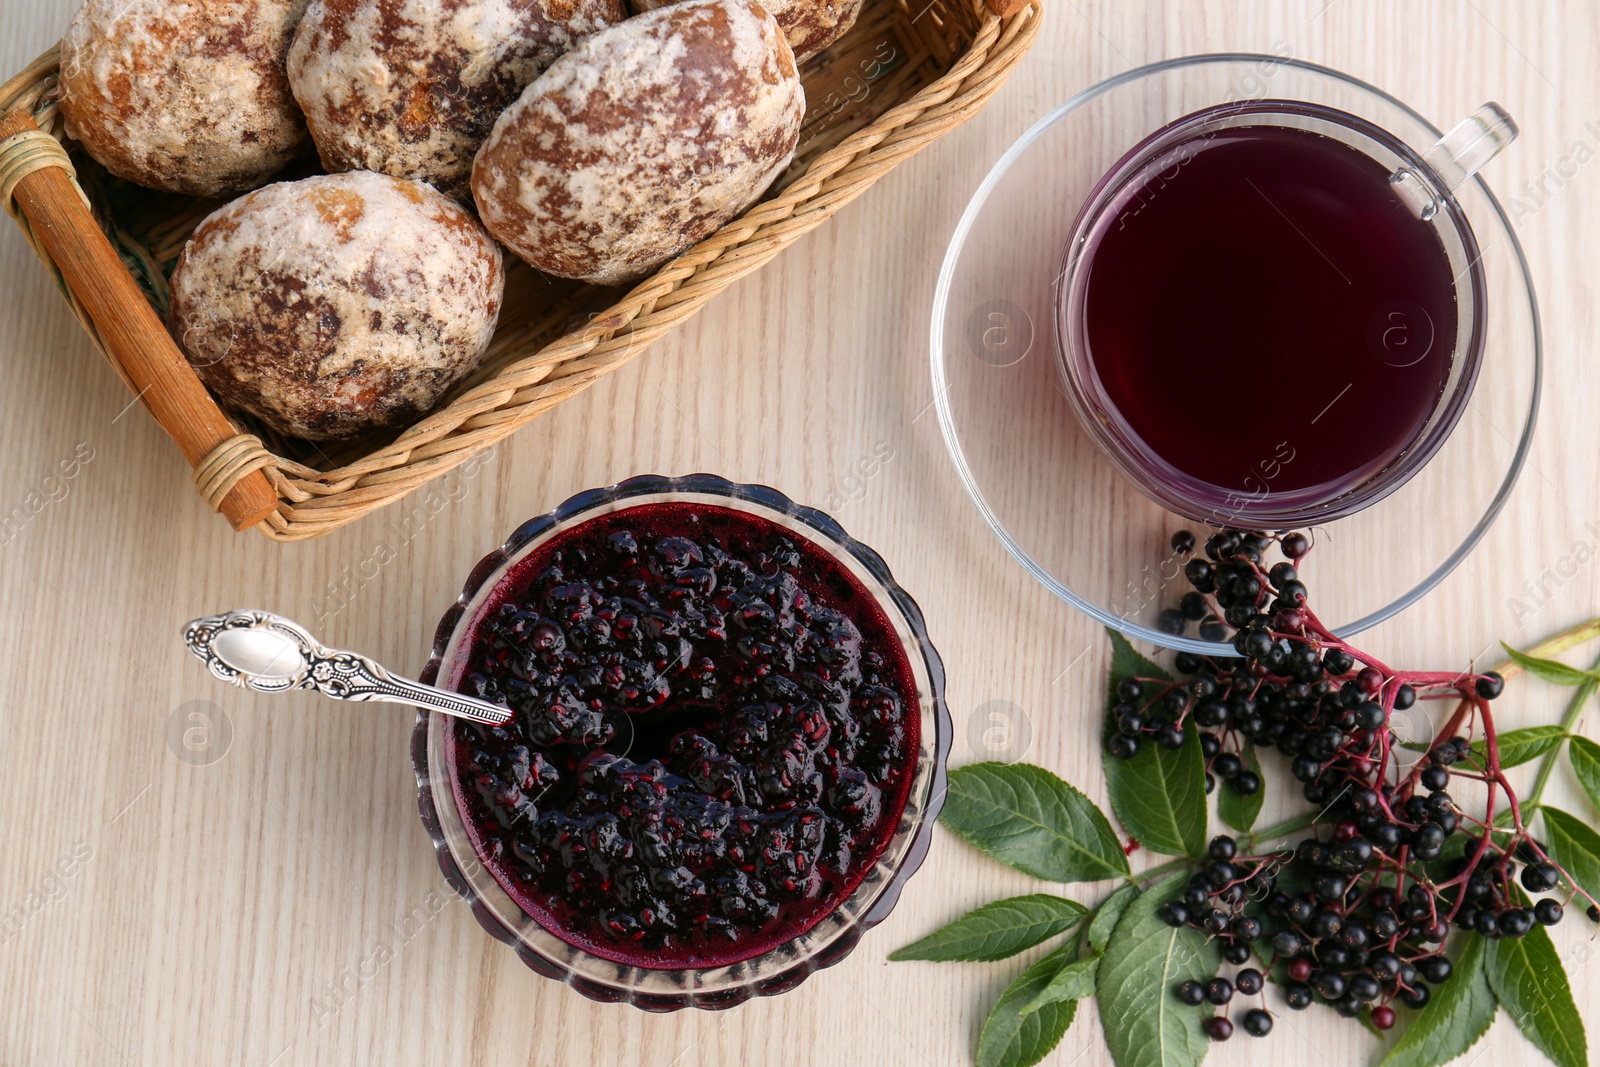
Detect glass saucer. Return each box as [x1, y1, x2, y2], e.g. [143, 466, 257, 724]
[930, 54, 1540, 654]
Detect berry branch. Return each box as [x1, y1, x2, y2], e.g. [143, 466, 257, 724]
[1119, 528, 1600, 1039]
[893, 532, 1600, 1067]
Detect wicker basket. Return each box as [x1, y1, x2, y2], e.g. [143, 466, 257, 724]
[0, 0, 1039, 541]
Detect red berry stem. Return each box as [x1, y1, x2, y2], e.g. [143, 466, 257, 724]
[1134, 529, 1600, 1040]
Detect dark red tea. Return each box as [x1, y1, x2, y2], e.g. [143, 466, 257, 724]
[1074, 118, 1464, 503]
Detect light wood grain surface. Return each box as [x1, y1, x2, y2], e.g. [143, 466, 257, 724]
[3, 2, 1599, 1065]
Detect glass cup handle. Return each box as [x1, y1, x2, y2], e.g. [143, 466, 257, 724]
[1391, 102, 1519, 219]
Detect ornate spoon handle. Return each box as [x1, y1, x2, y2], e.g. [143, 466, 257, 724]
[182, 609, 512, 726]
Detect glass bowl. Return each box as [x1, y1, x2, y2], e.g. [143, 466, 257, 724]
[410, 474, 950, 1011]
[930, 54, 1541, 654]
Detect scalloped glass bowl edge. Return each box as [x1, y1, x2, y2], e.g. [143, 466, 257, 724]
[409, 473, 951, 1011]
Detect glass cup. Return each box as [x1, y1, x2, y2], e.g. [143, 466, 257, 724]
[1055, 99, 1517, 528]
[930, 55, 1541, 650]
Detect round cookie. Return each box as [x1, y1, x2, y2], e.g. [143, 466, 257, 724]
[287, 0, 625, 199]
[630, 0, 861, 62]
[472, 0, 805, 286]
[59, 0, 312, 197]
[169, 172, 505, 441]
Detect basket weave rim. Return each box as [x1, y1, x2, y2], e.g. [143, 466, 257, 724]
[2, 0, 1041, 540]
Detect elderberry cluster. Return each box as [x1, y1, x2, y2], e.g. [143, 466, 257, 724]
[455, 519, 916, 959]
[1161, 835, 1277, 1039]
[1107, 528, 1594, 1039]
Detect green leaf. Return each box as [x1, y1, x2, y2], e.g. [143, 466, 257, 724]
[889, 895, 1088, 962]
[1502, 643, 1599, 686]
[1568, 735, 1600, 811]
[1217, 742, 1264, 832]
[1266, 848, 1313, 899]
[1381, 932, 1496, 1067]
[940, 763, 1131, 883]
[1096, 873, 1218, 1067]
[1020, 956, 1099, 1015]
[1103, 718, 1208, 858]
[1102, 631, 1205, 857]
[1464, 725, 1568, 770]
[1541, 807, 1600, 904]
[1485, 893, 1589, 1067]
[1106, 626, 1173, 686]
[976, 946, 1080, 1067]
[1088, 884, 1139, 954]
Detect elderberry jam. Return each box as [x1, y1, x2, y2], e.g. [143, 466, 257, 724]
[1060, 102, 1484, 522]
[442, 502, 921, 969]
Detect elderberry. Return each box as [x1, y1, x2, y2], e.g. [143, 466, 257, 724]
[1521, 863, 1559, 893]
[1145, 528, 1583, 1041]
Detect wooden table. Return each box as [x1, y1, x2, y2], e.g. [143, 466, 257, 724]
[3, 2, 1598, 1064]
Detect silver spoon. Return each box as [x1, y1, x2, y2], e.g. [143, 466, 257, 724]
[181, 609, 512, 726]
